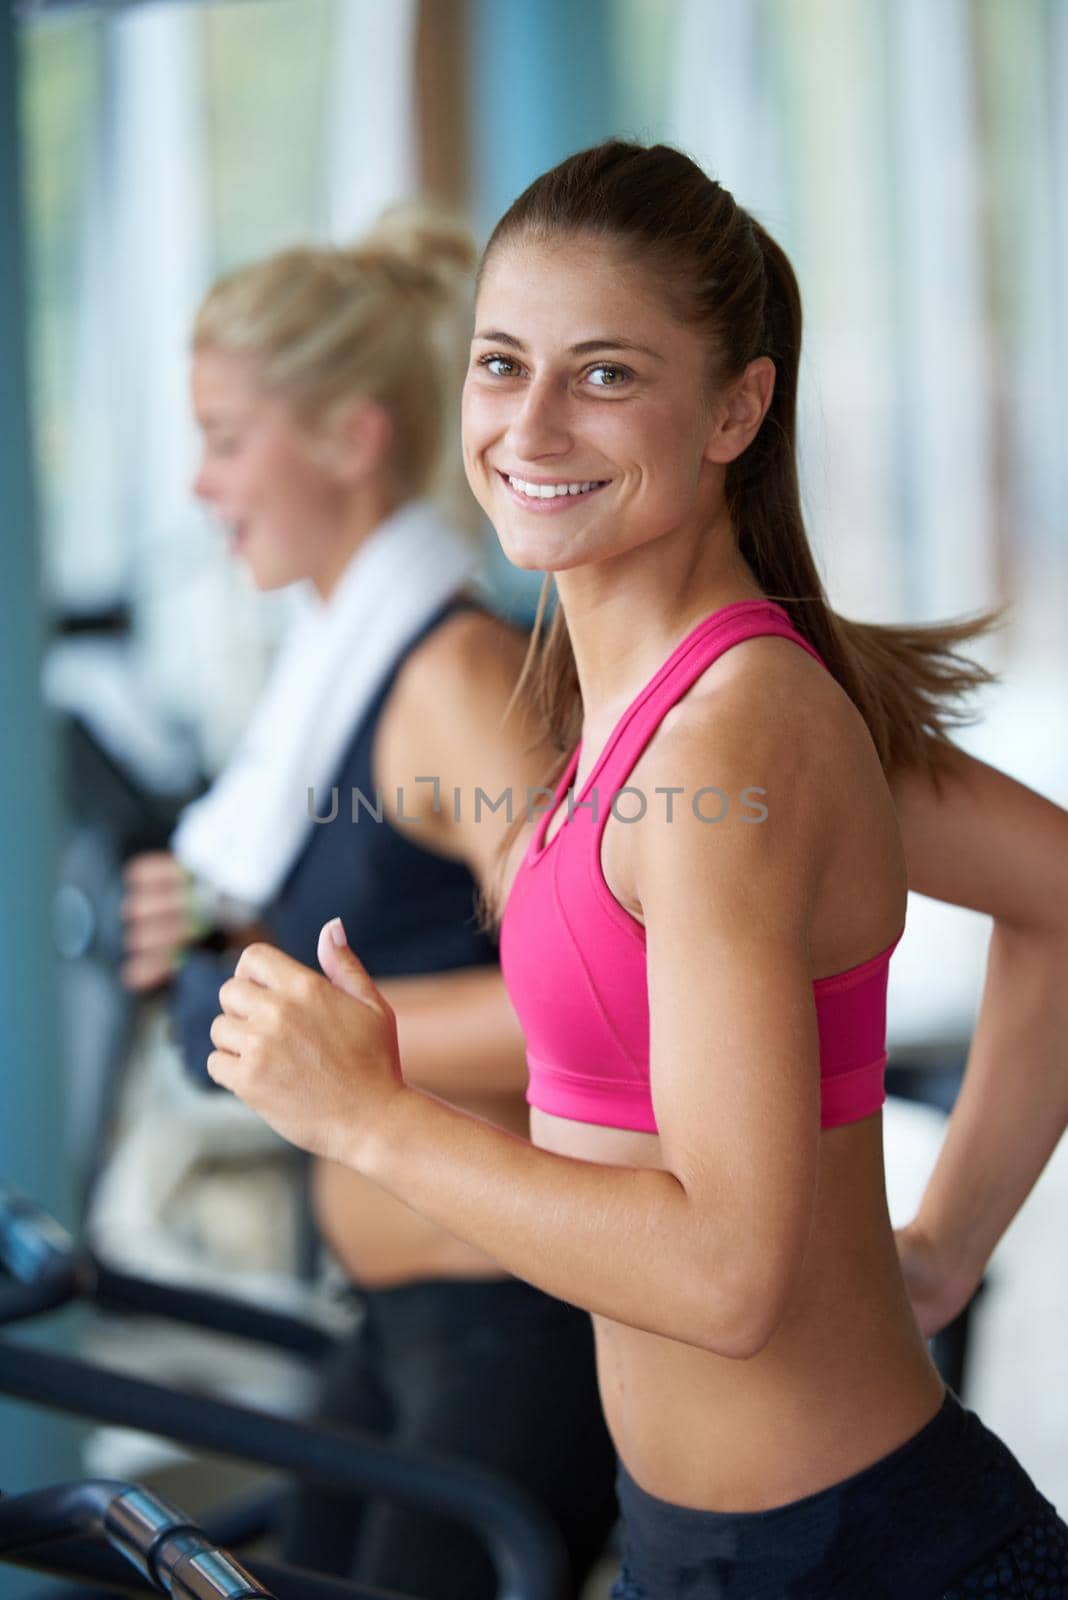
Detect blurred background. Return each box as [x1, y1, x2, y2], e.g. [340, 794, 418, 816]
[2, 0, 1065, 1590]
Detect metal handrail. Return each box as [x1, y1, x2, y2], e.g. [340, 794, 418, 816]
[0, 1477, 395, 1597]
[89, 1256, 341, 1361]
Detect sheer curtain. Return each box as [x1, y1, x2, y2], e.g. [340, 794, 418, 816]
[324, 0, 417, 240]
[101, 3, 254, 774]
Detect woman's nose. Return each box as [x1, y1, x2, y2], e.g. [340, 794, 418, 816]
[192, 456, 215, 504]
[507, 377, 572, 460]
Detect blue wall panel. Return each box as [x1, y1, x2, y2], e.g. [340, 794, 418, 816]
[0, 4, 81, 1572]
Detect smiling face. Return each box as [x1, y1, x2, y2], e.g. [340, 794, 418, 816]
[462, 233, 730, 575]
[190, 347, 346, 591]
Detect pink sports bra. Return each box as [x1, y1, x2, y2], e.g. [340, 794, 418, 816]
[498, 599, 904, 1133]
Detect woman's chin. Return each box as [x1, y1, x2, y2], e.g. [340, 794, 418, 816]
[231, 538, 301, 588]
[498, 546, 549, 574]
[237, 555, 290, 593]
[494, 525, 573, 574]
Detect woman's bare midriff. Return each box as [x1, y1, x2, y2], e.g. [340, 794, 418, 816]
[532, 1106, 946, 1512]
[313, 1090, 531, 1287]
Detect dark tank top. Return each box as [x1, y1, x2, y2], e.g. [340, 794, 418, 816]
[171, 595, 497, 1085]
[266, 593, 496, 974]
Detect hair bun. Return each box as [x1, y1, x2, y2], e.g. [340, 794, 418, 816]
[356, 201, 477, 294]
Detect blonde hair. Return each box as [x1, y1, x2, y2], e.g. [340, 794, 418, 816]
[192, 201, 478, 526]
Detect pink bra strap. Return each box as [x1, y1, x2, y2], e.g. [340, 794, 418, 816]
[590, 605, 828, 806]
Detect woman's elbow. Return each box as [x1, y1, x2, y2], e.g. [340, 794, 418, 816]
[696, 1304, 785, 1360]
[724, 1304, 788, 1360]
[691, 1257, 799, 1359]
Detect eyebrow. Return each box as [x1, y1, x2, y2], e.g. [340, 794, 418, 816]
[473, 330, 665, 363]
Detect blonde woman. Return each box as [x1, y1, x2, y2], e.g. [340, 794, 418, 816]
[121, 209, 617, 1597]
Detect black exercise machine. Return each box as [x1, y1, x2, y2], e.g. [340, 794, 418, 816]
[0, 1183, 568, 1599]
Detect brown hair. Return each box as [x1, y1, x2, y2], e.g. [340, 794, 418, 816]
[192, 201, 479, 529]
[477, 141, 1006, 920]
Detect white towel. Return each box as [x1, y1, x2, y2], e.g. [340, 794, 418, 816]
[170, 498, 481, 910]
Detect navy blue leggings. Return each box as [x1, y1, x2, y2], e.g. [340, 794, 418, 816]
[280, 1275, 618, 1599]
[610, 1387, 1067, 1599]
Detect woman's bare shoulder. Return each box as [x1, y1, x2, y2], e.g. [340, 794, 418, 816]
[668, 630, 872, 778]
[377, 603, 556, 855]
[640, 630, 892, 866]
[391, 604, 532, 720]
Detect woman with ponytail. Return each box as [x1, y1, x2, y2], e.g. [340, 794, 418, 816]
[208, 145, 1068, 1597]
[120, 207, 617, 1598]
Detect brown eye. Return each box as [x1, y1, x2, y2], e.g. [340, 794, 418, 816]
[479, 354, 522, 378]
[586, 364, 630, 388]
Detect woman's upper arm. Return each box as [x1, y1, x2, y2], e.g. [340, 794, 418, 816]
[384, 609, 555, 884]
[890, 743, 1068, 934]
[635, 698, 828, 1348]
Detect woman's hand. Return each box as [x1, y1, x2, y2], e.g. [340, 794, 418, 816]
[206, 919, 404, 1167]
[120, 851, 208, 991]
[894, 1218, 984, 1339]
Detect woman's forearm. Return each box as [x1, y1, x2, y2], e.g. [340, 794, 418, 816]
[376, 966, 529, 1099]
[913, 921, 1068, 1280]
[353, 1087, 753, 1355]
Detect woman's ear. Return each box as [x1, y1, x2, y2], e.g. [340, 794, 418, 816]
[319, 399, 395, 484]
[703, 356, 776, 466]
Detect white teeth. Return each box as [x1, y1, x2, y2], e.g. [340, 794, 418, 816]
[507, 475, 603, 499]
